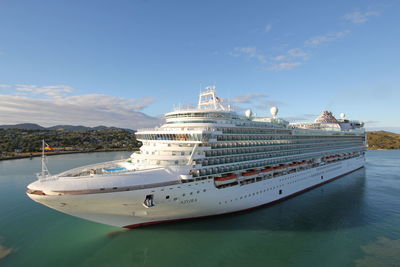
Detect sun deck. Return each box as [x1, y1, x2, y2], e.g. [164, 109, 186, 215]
[53, 158, 165, 178]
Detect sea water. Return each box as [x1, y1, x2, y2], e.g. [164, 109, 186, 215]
[0, 150, 399, 267]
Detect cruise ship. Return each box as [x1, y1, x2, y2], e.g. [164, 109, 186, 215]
[27, 87, 366, 228]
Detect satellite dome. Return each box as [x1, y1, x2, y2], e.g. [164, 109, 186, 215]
[245, 109, 253, 118]
[270, 106, 278, 118]
[340, 113, 345, 119]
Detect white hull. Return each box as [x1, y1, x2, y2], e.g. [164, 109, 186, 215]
[29, 156, 364, 228]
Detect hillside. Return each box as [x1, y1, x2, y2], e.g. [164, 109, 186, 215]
[0, 123, 134, 132]
[367, 131, 400, 150]
[0, 123, 46, 130]
[0, 128, 141, 160]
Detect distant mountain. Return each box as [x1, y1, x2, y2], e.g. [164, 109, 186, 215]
[47, 125, 93, 131]
[0, 123, 135, 132]
[0, 123, 45, 130]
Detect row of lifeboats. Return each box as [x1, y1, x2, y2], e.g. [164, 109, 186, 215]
[213, 153, 359, 187]
[214, 160, 313, 186]
[323, 152, 356, 162]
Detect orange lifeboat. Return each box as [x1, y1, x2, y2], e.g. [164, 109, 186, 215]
[261, 167, 273, 173]
[242, 170, 259, 177]
[215, 173, 237, 182]
[214, 173, 238, 186]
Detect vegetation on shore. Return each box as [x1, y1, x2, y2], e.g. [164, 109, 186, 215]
[0, 128, 140, 160]
[367, 131, 400, 150]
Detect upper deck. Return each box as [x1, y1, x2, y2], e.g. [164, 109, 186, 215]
[138, 87, 364, 137]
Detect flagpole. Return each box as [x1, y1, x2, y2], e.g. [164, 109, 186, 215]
[42, 139, 45, 178]
[39, 139, 51, 180]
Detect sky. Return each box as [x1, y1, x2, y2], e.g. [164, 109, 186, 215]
[0, 0, 399, 131]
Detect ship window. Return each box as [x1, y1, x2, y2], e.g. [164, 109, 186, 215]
[166, 195, 170, 199]
[279, 190, 282, 195]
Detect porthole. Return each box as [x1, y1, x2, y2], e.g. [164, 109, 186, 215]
[166, 195, 170, 199]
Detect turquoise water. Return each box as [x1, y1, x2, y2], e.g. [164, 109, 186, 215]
[0, 150, 399, 266]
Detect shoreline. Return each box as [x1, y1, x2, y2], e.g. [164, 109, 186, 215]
[0, 149, 138, 161]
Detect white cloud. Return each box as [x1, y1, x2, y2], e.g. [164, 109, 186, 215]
[231, 46, 305, 71]
[269, 48, 309, 70]
[232, 46, 267, 64]
[0, 84, 160, 129]
[287, 48, 308, 59]
[265, 24, 272, 33]
[0, 84, 11, 88]
[231, 94, 268, 104]
[343, 10, 380, 24]
[13, 84, 74, 98]
[254, 99, 286, 110]
[273, 48, 308, 61]
[230, 93, 285, 112]
[305, 30, 351, 47]
[273, 55, 286, 61]
[267, 62, 302, 71]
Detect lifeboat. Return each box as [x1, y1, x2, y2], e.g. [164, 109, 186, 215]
[242, 170, 259, 177]
[260, 167, 273, 173]
[214, 173, 238, 186]
[275, 164, 286, 170]
[215, 173, 237, 182]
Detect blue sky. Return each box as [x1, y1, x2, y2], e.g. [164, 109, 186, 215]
[0, 0, 399, 131]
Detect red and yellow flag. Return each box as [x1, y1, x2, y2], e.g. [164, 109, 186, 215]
[44, 143, 54, 151]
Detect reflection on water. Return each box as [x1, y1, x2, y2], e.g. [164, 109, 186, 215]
[0, 150, 399, 267]
[356, 237, 400, 267]
[0, 239, 13, 260]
